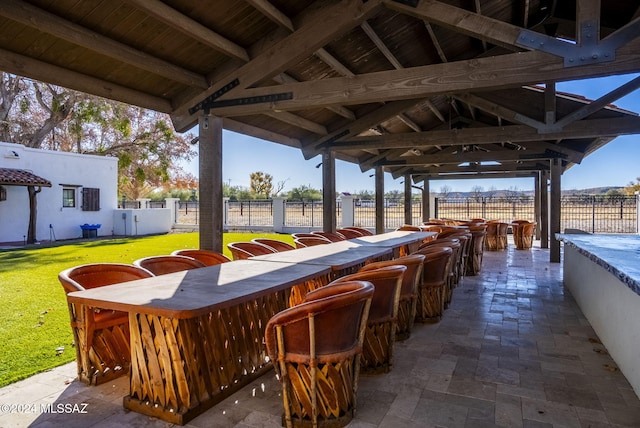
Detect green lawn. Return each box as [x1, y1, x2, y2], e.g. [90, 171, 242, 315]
[0, 232, 294, 387]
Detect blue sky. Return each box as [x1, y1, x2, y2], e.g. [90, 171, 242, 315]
[183, 73, 640, 194]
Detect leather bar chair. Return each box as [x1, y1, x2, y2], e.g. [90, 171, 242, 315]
[312, 231, 346, 242]
[171, 249, 231, 266]
[412, 246, 453, 323]
[343, 226, 374, 236]
[327, 265, 406, 374]
[466, 225, 487, 275]
[265, 281, 374, 428]
[58, 263, 154, 385]
[336, 228, 364, 239]
[485, 221, 509, 251]
[227, 241, 277, 260]
[360, 254, 425, 341]
[511, 220, 536, 250]
[251, 238, 296, 252]
[133, 254, 206, 275]
[294, 237, 332, 248]
[419, 239, 461, 308]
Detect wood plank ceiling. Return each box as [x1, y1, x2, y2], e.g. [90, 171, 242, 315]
[0, 0, 639, 184]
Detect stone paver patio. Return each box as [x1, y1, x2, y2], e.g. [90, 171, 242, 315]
[1, 241, 639, 427]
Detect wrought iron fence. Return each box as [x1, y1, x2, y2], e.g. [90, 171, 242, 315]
[352, 199, 423, 229]
[122, 195, 637, 234]
[434, 196, 637, 234]
[226, 200, 274, 227]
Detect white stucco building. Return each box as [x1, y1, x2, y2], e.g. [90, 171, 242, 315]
[0, 142, 118, 244]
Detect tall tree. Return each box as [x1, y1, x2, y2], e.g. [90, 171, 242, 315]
[250, 171, 273, 198]
[0, 72, 197, 198]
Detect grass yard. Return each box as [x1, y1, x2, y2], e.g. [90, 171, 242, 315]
[0, 231, 294, 388]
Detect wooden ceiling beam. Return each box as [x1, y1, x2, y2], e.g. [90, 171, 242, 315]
[200, 37, 640, 116]
[302, 98, 426, 158]
[453, 93, 547, 129]
[245, 0, 294, 31]
[223, 118, 301, 148]
[273, 73, 355, 120]
[407, 160, 550, 174]
[424, 22, 448, 62]
[172, 0, 384, 131]
[387, 0, 524, 51]
[330, 116, 640, 150]
[263, 111, 328, 135]
[378, 148, 558, 166]
[361, 21, 404, 69]
[0, 48, 172, 113]
[0, 0, 208, 88]
[124, 0, 250, 61]
[411, 171, 538, 181]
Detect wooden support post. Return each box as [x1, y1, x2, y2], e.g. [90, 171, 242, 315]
[322, 150, 336, 232]
[404, 174, 412, 225]
[550, 160, 561, 262]
[375, 166, 384, 234]
[534, 172, 541, 240]
[540, 170, 549, 249]
[198, 115, 223, 252]
[422, 180, 430, 223]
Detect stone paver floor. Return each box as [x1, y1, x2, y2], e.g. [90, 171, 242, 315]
[1, 241, 640, 427]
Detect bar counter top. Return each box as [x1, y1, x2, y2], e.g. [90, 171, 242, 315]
[557, 233, 640, 296]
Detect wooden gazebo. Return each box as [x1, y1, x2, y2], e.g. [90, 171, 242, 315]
[0, 0, 639, 261]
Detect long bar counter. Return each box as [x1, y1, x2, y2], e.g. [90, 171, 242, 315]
[557, 233, 640, 397]
[66, 231, 432, 424]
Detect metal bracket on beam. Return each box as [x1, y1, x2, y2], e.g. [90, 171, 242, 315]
[315, 129, 351, 151]
[202, 92, 293, 109]
[516, 18, 640, 68]
[391, 0, 419, 7]
[189, 79, 240, 115]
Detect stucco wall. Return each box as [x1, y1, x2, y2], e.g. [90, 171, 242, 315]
[0, 142, 118, 243]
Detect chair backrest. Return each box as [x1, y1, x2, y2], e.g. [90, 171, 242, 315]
[344, 227, 374, 236]
[312, 231, 346, 242]
[265, 281, 374, 363]
[294, 237, 332, 248]
[360, 254, 425, 297]
[171, 249, 231, 266]
[133, 255, 206, 275]
[329, 265, 406, 323]
[336, 228, 363, 239]
[291, 232, 327, 240]
[396, 225, 422, 231]
[227, 241, 277, 260]
[251, 238, 296, 252]
[413, 246, 453, 286]
[58, 263, 154, 293]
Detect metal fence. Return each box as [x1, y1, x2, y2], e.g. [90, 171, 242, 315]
[122, 195, 637, 234]
[352, 199, 423, 229]
[434, 196, 637, 234]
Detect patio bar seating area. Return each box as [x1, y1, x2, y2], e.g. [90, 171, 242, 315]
[4, 231, 640, 427]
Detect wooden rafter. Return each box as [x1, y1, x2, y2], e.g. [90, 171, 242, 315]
[0, 0, 208, 88]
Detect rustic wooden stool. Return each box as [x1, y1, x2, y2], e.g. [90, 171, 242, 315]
[265, 281, 374, 428]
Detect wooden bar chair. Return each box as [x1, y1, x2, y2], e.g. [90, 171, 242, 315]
[227, 241, 277, 260]
[466, 226, 487, 275]
[412, 246, 453, 323]
[265, 281, 374, 428]
[171, 249, 231, 266]
[312, 231, 346, 242]
[336, 228, 363, 239]
[512, 220, 536, 250]
[419, 239, 461, 307]
[251, 238, 296, 252]
[359, 254, 424, 341]
[133, 254, 206, 275]
[396, 224, 422, 231]
[294, 237, 331, 248]
[343, 226, 374, 236]
[58, 263, 154, 385]
[327, 265, 406, 374]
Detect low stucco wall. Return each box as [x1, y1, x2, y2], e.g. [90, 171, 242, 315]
[560, 234, 640, 398]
